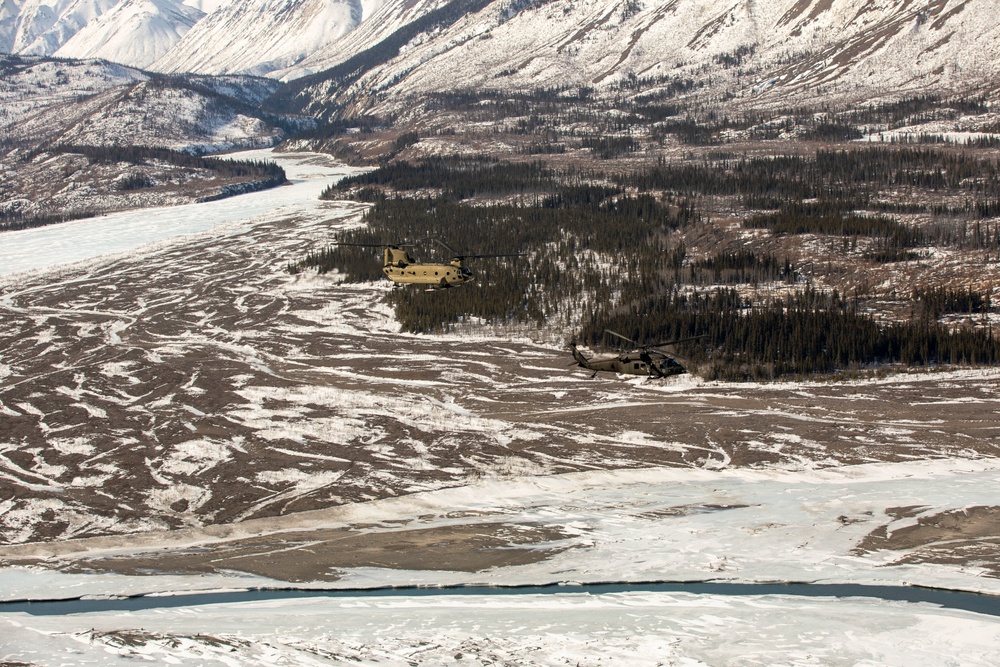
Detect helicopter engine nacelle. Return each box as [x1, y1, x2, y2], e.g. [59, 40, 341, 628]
[384, 246, 414, 268]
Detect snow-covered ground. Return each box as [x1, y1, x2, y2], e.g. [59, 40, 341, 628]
[0, 150, 362, 280]
[3, 588, 999, 666]
[1, 148, 999, 665]
[3, 458, 1000, 597]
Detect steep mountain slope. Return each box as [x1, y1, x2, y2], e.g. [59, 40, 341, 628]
[54, 0, 204, 68]
[0, 0, 225, 60]
[1, 54, 284, 151]
[1, 54, 149, 148]
[273, 0, 1000, 119]
[0, 0, 21, 52]
[1, 55, 287, 225]
[54, 77, 285, 150]
[271, 0, 451, 80]
[153, 0, 383, 77]
[6, 0, 118, 54]
[267, 0, 493, 117]
[3, 0, 997, 109]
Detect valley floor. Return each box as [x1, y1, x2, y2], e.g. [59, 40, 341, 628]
[1, 150, 999, 666]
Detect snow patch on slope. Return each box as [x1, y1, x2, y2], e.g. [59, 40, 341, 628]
[154, 0, 368, 76]
[8, 0, 120, 54]
[55, 0, 204, 68]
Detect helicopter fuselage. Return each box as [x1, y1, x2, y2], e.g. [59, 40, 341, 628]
[570, 344, 685, 378]
[382, 247, 474, 287]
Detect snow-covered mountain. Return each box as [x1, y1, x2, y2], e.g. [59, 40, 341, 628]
[275, 0, 1000, 118]
[152, 0, 386, 77]
[5, 0, 119, 54]
[0, 0, 21, 52]
[0, 54, 284, 151]
[2, 0, 999, 110]
[0, 0, 225, 61]
[54, 0, 204, 68]
[269, 0, 448, 80]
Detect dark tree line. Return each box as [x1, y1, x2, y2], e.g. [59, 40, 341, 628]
[626, 148, 1000, 200]
[913, 286, 993, 319]
[31, 144, 286, 180]
[690, 249, 796, 285]
[322, 157, 556, 200]
[835, 95, 990, 130]
[301, 155, 1000, 378]
[0, 209, 105, 232]
[583, 288, 1000, 381]
[745, 207, 922, 249]
[580, 135, 640, 159]
[298, 179, 700, 332]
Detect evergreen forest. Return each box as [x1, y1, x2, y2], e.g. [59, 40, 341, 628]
[291, 98, 1000, 381]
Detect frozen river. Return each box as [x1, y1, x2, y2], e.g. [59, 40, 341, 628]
[0, 150, 360, 278]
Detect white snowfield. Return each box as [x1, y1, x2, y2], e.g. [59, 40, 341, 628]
[2, 458, 1000, 667]
[1, 588, 998, 666]
[1, 149, 999, 665]
[0, 149, 363, 279]
[55, 0, 207, 69]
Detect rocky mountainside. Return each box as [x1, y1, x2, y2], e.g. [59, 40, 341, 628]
[274, 0, 1000, 119]
[0, 53, 289, 226]
[0, 55, 284, 151]
[1, 0, 995, 111]
[151, 0, 381, 77]
[0, 0, 389, 77]
[268, 0, 447, 81]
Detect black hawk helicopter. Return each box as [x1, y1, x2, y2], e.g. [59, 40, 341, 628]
[334, 239, 517, 288]
[569, 329, 702, 378]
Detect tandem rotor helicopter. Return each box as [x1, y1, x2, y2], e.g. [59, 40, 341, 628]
[569, 329, 704, 379]
[333, 238, 518, 288]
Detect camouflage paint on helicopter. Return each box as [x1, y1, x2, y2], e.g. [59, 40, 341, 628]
[569, 330, 703, 378]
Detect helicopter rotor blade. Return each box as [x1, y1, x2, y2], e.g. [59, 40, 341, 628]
[604, 329, 637, 346]
[331, 241, 418, 248]
[460, 252, 524, 260]
[431, 238, 460, 255]
[648, 334, 709, 348]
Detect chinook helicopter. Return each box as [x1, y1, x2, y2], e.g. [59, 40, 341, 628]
[335, 239, 516, 288]
[569, 330, 702, 378]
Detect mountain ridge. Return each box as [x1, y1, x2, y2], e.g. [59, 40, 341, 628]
[1, 0, 999, 150]
[152, 0, 372, 77]
[0, 0, 994, 110]
[55, 0, 204, 68]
